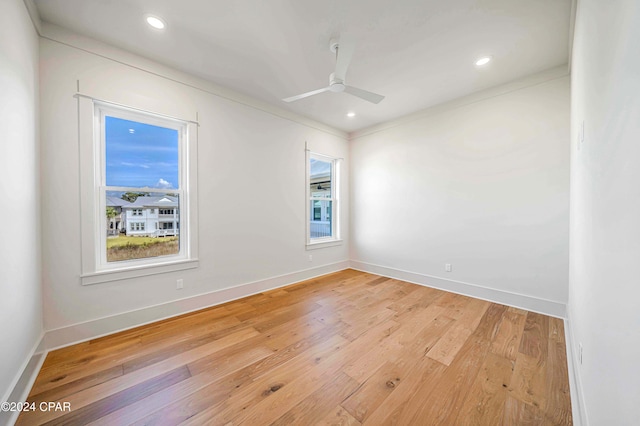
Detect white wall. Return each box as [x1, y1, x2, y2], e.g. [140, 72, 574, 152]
[0, 0, 42, 404]
[350, 74, 570, 313]
[569, 0, 640, 424]
[39, 26, 349, 342]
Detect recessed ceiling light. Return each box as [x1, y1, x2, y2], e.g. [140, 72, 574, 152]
[475, 56, 492, 66]
[347, 112, 356, 118]
[145, 15, 166, 30]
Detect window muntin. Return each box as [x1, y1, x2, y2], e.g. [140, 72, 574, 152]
[131, 222, 145, 231]
[308, 153, 339, 244]
[97, 104, 189, 269]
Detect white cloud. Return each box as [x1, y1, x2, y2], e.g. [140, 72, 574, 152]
[121, 161, 150, 169]
[156, 178, 173, 189]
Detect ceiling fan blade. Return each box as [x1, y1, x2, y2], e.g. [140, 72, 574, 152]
[344, 85, 385, 104]
[282, 87, 330, 103]
[334, 34, 355, 82]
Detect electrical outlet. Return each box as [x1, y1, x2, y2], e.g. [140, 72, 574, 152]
[445, 263, 452, 272]
[176, 279, 184, 290]
[308, 254, 313, 262]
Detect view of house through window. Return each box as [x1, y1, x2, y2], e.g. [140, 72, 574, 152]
[309, 154, 337, 241]
[104, 115, 182, 262]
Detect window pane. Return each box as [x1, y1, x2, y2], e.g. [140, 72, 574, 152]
[309, 200, 332, 239]
[105, 116, 179, 189]
[310, 158, 331, 198]
[106, 191, 180, 262]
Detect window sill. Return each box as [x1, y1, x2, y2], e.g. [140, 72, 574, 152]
[306, 239, 343, 250]
[81, 258, 199, 285]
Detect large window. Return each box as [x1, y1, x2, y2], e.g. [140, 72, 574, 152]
[307, 151, 340, 246]
[79, 99, 198, 284]
[102, 111, 183, 264]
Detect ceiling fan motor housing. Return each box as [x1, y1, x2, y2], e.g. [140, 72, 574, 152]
[329, 72, 345, 92]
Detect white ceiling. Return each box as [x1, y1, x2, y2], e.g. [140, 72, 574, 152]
[33, 0, 572, 133]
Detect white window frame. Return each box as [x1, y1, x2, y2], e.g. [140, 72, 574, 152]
[306, 150, 342, 249]
[79, 98, 199, 285]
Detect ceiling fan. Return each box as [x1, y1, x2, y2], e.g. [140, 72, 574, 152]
[282, 35, 385, 104]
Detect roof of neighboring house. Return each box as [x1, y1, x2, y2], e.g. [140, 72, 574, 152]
[310, 158, 331, 179]
[106, 196, 130, 207]
[124, 196, 179, 208]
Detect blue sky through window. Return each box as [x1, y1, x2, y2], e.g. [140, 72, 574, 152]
[105, 116, 179, 188]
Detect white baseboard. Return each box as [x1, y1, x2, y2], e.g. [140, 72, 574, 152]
[0, 334, 46, 426]
[350, 260, 567, 318]
[564, 317, 589, 426]
[43, 261, 349, 352]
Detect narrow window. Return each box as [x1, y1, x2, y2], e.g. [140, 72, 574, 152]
[307, 152, 340, 245]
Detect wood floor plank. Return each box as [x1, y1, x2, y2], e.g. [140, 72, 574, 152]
[510, 312, 551, 411]
[187, 319, 400, 426]
[32, 312, 243, 395]
[508, 306, 528, 315]
[179, 342, 349, 425]
[434, 292, 475, 320]
[251, 302, 323, 333]
[40, 305, 234, 367]
[344, 306, 453, 424]
[399, 314, 455, 359]
[189, 320, 326, 374]
[359, 313, 459, 425]
[26, 365, 124, 406]
[120, 320, 250, 374]
[342, 359, 412, 423]
[316, 405, 362, 426]
[118, 317, 342, 426]
[270, 372, 360, 425]
[255, 314, 327, 352]
[510, 351, 549, 411]
[343, 303, 446, 383]
[490, 308, 527, 361]
[545, 317, 573, 424]
[19, 327, 262, 424]
[226, 338, 393, 425]
[426, 298, 490, 365]
[362, 279, 413, 302]
[40, 367, 191, 426]
[387, 285, 444, 317]
[362, 356, 447, 425]
[339, 306, 397, 342]
[140, 333, 351, 425]
[392, 304, 507, 425]
[87, 346, 273, 426]
[314, 284, 376, 310]
[501, 394, 547, 426]
[455, 352, 513, 425]
[241, 321, 350, 382]
[18, 270, 572, 426]
[519, 311, 549, 359]
[236, 299, 322, 326]
[342, 337, 403, 384]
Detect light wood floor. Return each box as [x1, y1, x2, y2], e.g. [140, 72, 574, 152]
[18, 269, 572, 425]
